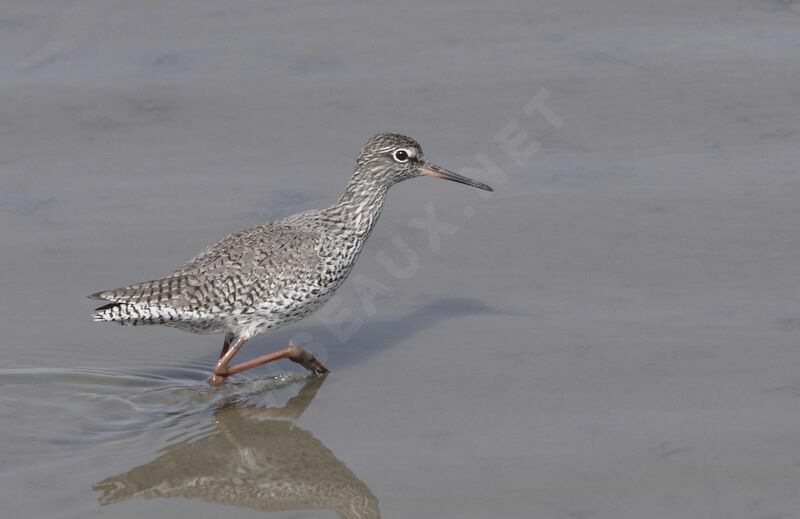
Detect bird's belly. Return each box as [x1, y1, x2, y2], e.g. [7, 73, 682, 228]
[223, 248, 360, 339]
[226, 288, 335, 339]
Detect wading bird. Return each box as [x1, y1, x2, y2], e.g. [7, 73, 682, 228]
[91, 133, 492, 385]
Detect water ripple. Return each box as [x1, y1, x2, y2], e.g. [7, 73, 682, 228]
[0, 365, 312, 462]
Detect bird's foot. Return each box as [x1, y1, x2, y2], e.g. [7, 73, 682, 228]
[287, 344, 330, 375]
[210, 365, 229, 387]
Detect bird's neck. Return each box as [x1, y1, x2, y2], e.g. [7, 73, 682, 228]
[326, 176, 390, 237]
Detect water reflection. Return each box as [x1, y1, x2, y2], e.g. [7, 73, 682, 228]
[93, 376, 380, 518]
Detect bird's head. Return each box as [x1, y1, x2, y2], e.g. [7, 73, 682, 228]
[354, 132, 493, 192]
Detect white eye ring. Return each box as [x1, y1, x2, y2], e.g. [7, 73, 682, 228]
[393, 149, 412, 163]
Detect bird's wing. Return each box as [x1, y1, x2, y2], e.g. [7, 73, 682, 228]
[88, 272, 195, 306]
[89, 223, 325, 310]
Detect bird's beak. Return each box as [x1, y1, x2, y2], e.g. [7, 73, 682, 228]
[419, 162, 493, 192]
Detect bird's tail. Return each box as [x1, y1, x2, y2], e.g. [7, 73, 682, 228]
[92, 302, 169, 325]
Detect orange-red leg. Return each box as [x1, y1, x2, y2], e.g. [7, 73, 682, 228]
[211, 336, 247, 386]
[218, 339, 231, 359]
[211, 339, 328, 386]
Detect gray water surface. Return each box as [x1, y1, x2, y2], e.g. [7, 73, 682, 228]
[2, 1, 800, 518]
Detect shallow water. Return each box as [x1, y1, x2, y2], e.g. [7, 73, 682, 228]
[0, 367, 359, 517]
[3, 1, 800, 518]
[0, 366, 309, 449]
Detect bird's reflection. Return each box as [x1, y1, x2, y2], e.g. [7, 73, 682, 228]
[93, 376, 379, 518]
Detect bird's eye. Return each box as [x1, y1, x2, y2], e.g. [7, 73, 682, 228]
[393, 149, 409, 162]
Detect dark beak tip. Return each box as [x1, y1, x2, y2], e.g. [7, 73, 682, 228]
[420, 162, 494, 193]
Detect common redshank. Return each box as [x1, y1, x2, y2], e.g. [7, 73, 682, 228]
[90, 133, 492, 385]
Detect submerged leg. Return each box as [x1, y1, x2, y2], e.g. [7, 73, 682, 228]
[211, 339, 328, 386]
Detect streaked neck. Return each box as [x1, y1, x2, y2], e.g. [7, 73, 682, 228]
[327, 177, 390, 236]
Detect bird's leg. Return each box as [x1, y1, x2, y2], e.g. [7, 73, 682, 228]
[223, 342, 329, 377]
[218, 333, 235, 359]
[211, 336, 247, 386]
